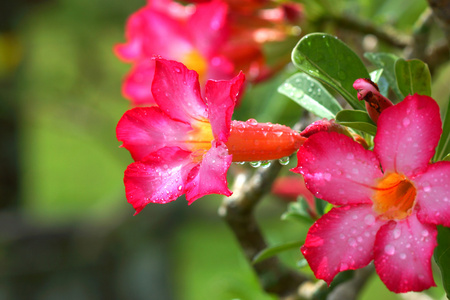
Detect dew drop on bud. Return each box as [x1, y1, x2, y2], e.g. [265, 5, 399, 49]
[278, 156, 290, 165]
[246, 118, 258, 125]
[234, 161, 245, 165]
[260, 161, 271, 168]
[250, 161, 262, 168]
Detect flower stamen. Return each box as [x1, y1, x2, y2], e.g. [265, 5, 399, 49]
[372, 172, 417, 220]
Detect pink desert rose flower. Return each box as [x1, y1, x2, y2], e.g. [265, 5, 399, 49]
[291, 94, 450, 293]
[114, 0, 235, 105]
[117, 58, 305, 214]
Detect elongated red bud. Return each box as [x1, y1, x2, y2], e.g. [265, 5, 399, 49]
[225, 119, 306, 162]
[353, 78, 394, 124]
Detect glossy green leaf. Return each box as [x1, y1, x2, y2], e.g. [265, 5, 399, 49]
[291, 33, 368, 110]
[443, 153, 450, 162]
[395, 58, 431, 97]
[278, 73, 343, 119]
[252, 240, 303, 264]
[370, 69, 389, 97]
[435, 101, 450, 162]
[434, 226, 450, 298]
[364, 52, 403, 100]
[370, 69, 383, 83]
[336, 110, 377, 136]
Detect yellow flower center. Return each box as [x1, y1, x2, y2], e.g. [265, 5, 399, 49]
[184, 118, 214, 161]
[372, 172, 417, 220]
[183, 50, 208, 82]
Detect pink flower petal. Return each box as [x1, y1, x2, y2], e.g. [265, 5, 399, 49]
[114, 38, 143, 62]
[186, 0, 229, 56]
[152, 59, 208, 123]
[292, 132, 382, 205]
[116, 107, 191, 161]
[205, 72, 245, 142]
[374, 94, 442, 177]
[184, 143, 232, 204]
[124, 147, 196, 214]
[205, 54, 235, 81]
[413, 161, 450, 226]
[121, 6, 192, 61]
[122, 60, 156, 105]
[374, 213, 437, 293]
[301, 204, 385, 285]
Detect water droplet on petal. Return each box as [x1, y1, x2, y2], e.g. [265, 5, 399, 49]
[402, 117, 410, 127]
[364, 214, 375, 225]
[347, 153, 354, 160]
[422, 181, 431, 192]
[178, 185, 182, 191]
[422, 229, 429, 237]
[399, 253, 407, 260]
[393, 228, 401, 239]
[348, 238, 357, 247]
[234, 161, 245, 165]
[384, 244, 395, 255]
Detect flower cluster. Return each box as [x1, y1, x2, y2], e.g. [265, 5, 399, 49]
[114, 0, 302, 106]
[292, 94, 450, 293]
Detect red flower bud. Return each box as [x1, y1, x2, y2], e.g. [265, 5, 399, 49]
[226, 119, 306, 162]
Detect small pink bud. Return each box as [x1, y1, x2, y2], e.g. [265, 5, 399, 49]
[300, 119, 352, 138]
[353, 78, 394, 124]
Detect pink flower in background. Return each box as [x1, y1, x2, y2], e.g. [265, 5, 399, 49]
[114, 0, 235, 105]
[291, 94, 450, 293]
[187, 0, 304, 81]
[271, 175, 316, 217]
[117, 58, 305, 214]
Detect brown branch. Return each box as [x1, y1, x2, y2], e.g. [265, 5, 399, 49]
[316, 14, 412, 49]
[405, 9, 434, 60]
[327, 264, 375, 300]
[219, 163, 309, 299]
[427, 0, 450, 46]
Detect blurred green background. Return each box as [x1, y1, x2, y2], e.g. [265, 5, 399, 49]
[0, 0, 448, 299]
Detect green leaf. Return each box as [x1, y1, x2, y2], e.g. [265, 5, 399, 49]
[435, 100, 450, 162]
[364, 52, 403, 100]
[336, 110, 377, 136]
[253, 240, 303, 264]
[395, 58, 431, 97]
[291, 33, 368, 110]
[434, 226, 450, 298]
[281, 197, 314, 224]
[315, 197, 329, 216]
[370, 69, 383, 83]
[443, 153, 450, 162]
[278, 73, 343, 118]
